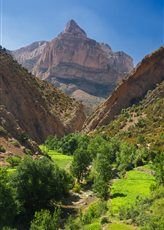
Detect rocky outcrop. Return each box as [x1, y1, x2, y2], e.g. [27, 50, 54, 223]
[12, 20, 133, 111]
[12, 41, 47, 71]
[0, 49, 86, 143]
[83, 47, 164, 132]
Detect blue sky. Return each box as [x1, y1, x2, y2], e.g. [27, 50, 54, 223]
[0, 0, 163, 64]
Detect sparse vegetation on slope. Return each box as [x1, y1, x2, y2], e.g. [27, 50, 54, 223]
[83, 47, 164, 132]
[0, 47, 86, 164]
[0, 48, 85, 141]
[97, 81, 164, 151]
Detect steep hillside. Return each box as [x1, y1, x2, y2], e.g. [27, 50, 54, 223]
[0, 106, 41, 165]
[0, 48, 85, 145]
[12, 20, 133, 112]
[83, 47, 164, 131]
[94, 81, 164, 149]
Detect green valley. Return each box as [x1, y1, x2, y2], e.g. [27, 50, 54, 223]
[0, 11, 163, 230]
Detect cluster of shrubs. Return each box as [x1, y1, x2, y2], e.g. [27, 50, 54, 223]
[0, 145, 6, 153]
[6, 155, 21, 167]
[0, 157, 73, 229]
[0, 126, 8, 136]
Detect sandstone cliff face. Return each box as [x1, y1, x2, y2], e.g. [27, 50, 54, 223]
[12, 20, 133, 112]
[0, 49, 86, 143]
[83, 47, 164, 132]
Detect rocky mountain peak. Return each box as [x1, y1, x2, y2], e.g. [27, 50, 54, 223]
[63, 19, 87, 38]
[12, 20, 134, 113]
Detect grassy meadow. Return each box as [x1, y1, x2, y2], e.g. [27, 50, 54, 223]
[109, 168, 155, 216]
[40, 145, 73, 171]
[78, 166, 155, 230]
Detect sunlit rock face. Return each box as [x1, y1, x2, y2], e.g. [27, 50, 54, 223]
[12, 19, 133, 113]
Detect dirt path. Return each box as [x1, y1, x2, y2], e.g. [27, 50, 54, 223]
[61, 189, 96, 210]
[72, 190, 96, 209]
[60, 189, 97, 229]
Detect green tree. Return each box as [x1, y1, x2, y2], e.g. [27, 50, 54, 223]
[0, 169, 17, 228]
[76, 134, 90, 151]
[134, 148, 149, 167]
[45, 136, 60, 151]
[93, 146, 113, 199]
[61, 134, 78, 155]
[12, 157, 72, 216]
[87, 135, 106, 158]
[30, 208, 60, 230]
[152, 152, 164, 186]
[45, 134, 90, 155]
[116, 142, 136, 175]
[93, 175, 109, 200]
[95, 151, 113, 182]
[71, 150, 91, 182]
[88, 136, 119, 161]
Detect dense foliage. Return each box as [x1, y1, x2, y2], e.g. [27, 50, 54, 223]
[44, 134, 89, 155]
[12, 157, 72, 216]
[71, 149, 91, 182]
[30, 208, 61, 230]
[44, 133, 161, 200]
[0, 169, 17, 228]
[152, 152, 164, 186]
[0, 130, 163, 228]
[0, 157, 72, 228]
